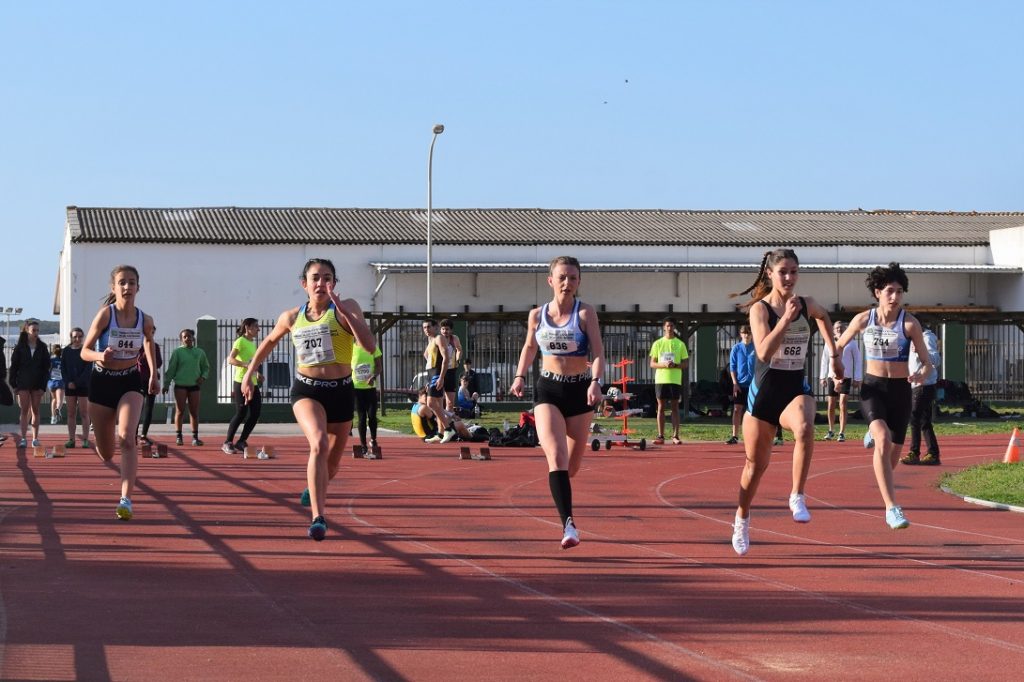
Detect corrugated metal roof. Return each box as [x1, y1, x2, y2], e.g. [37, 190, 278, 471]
[67, 206, 1024, 247]
[370, 262, 1023, 274]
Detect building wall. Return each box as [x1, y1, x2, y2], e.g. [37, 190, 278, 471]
[60, 231, 1012, 341]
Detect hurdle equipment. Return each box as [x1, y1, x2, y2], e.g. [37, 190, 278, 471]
[591, 437, 647, 452]
[458, 446, 491, 461]
[33, 445, 66, 458]
[141, 443, 169, 458]
[352, 444, 383, 459]
[243, 445, 274, 460]
[1004, 427, 1022, 463]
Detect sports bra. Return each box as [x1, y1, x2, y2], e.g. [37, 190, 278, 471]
[535, 300, 589, 357]
[97, 304, 144, 360]
[863, 308, 911, 362]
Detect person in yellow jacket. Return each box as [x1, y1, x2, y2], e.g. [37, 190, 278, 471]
[163, 328, 210, 446]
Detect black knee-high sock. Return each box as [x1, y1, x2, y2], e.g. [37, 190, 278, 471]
[548, 470, 573, 526]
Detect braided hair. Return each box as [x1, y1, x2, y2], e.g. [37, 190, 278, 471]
[731, 249, 799, 311]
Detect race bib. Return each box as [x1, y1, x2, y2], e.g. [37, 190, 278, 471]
[769, 319, 809, 371]
[660, 352, 675, 364]
[109, 327, 143, 360]
[293, 324, 335, 365]
[538, 327, 579, 354]
[354, 362, 373, 382]
[866, 326, 900, 359]
[50, 366, 63, 381]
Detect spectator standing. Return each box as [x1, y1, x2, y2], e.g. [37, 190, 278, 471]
[648, 318, 689, 445]
[351, 336, 383, 455]
[902, 327, 942, 465]
[224, 318, 262, 454]
[819, 321, 862, 442]
[163, 328, 210, 446]
[61, 328, 93, 448]
[8, 320, 49, 448]
[726, 325, 755, 444]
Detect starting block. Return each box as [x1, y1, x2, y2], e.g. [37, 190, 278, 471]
[352, 444, 383, 459]
[243, 445, 274, 460]
[458, 446, 491, 461]
[33, 445, 66, 458]
[141, 443, 169, 458]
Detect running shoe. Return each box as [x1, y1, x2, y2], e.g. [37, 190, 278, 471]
[560, 517, 580, 550]
[221, 442, 236, 454]
[31, 439, 41, 448]
[725, 435, 739, 445]
[235, 440, 249, 452]
[175, 434, 184, 446]
[424, 434, 442, 443]
[789, 493, 811, 523]
[773, 436, 784, 446]
[863, 431, 874, 449]
[823, 430, 835, 441]
[300, 488, 311, 507]
[50, 414, 58, 425]
[81, 439, 91, 448]
[140, 436, 154, 446]
[308, 516, 327, 541]
[192, 437, 204, 447]
[732, 516, 750, 556]
[885, 506, 910, 530]
[18, 438, 27, 448]
[836, 433, 846, 443]
[440, 428, 457, 444]
[900, 450, 920, 466]
[653, 436, 665, 445]
[671, 436, 683, 445]
[116, 497, 133, 521]
[65, 439, 76, 449]
[920, 452, 941, 466]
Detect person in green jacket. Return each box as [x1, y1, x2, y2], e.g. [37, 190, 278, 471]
[163, 328, 210, 446]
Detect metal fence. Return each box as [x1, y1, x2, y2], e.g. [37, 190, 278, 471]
[202, 319, 1024, 406]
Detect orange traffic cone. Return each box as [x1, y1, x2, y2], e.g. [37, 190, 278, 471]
[1003, 428, 1021, 463]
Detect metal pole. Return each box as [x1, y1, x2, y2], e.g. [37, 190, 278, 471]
[426, 123, 444, 314]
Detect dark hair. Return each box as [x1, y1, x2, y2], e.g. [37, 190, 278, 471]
[16, 320, 39, 349]
[662, 317, 676, 327]
[739, 325, 751, 335]
[180, 328, 195, 339]
[102, 265, 141, 305]
[51, 344, 62, 357]
[301, 258, 336, 281]
[71, 327, 84, 338]
[439, 318, 453, 328]
[865, 262, 909, 300]
[423, 318, 437, 327]
[236, 317, 258, 337]
[731, 249, 800, 311]
[463, 358, 472, 365]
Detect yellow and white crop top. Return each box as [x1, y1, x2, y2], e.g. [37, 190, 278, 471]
[291, 303, 354, 369]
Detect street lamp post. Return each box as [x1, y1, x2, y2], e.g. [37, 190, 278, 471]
[426, 123, 444, 314]
[2, 306, 23, 342]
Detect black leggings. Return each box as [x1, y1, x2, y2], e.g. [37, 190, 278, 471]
[227, 382, 262, 444]
[139, 392, 157, 437]
[354, 387, 379, 444]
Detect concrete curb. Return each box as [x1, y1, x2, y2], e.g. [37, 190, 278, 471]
[939, 486, 1024, 514]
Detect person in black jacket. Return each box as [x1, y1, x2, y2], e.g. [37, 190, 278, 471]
[8, 320, 50, 448]
[0, 337, 13, 442]
[61, 327, 93, 448]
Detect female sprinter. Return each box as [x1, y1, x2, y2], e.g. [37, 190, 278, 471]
[836, 262, 931, 530]
[81, 265, 159, 520]
[730, 249, 841, 555]
[241, 259, 375, 541]
[509, 256, 605, 550]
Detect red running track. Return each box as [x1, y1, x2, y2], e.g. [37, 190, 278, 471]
[1, 432, 1022, 681]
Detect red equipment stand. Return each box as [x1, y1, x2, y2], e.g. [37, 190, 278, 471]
[591, 358, 648, 452]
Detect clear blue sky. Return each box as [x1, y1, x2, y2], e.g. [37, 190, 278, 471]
[2, 1, 1021, 322]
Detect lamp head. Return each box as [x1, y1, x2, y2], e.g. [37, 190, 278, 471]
[15, 307, 23, 314]
[432, 124, 445, 135]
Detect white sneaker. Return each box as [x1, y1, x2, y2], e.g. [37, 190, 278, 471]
[789, 493, 811, 523]
[439, 428, 457, 444]
[50, 414, 58, 425]
[424, 434, 442, 443]
[863, 431, 875, 449]
[31, 439, 41, 448]
[732, 516, 750, 555]
[561, 517, 580, 549]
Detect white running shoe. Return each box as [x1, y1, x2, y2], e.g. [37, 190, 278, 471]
[561, 517, 580, 550]
[732, 516, 750, 555]
[424, 434, 442, 443]
[439, 428, 457, 444]
[789, 493, 811, 523]
[116, 497, 133, 521]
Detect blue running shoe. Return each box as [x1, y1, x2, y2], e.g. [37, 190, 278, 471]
[863, 431, 874, 449]
[300, 488, 311, 507]
[308, 516, 327, 541]
[116, 497, 133, 521]
[885, 506, 910, 530]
